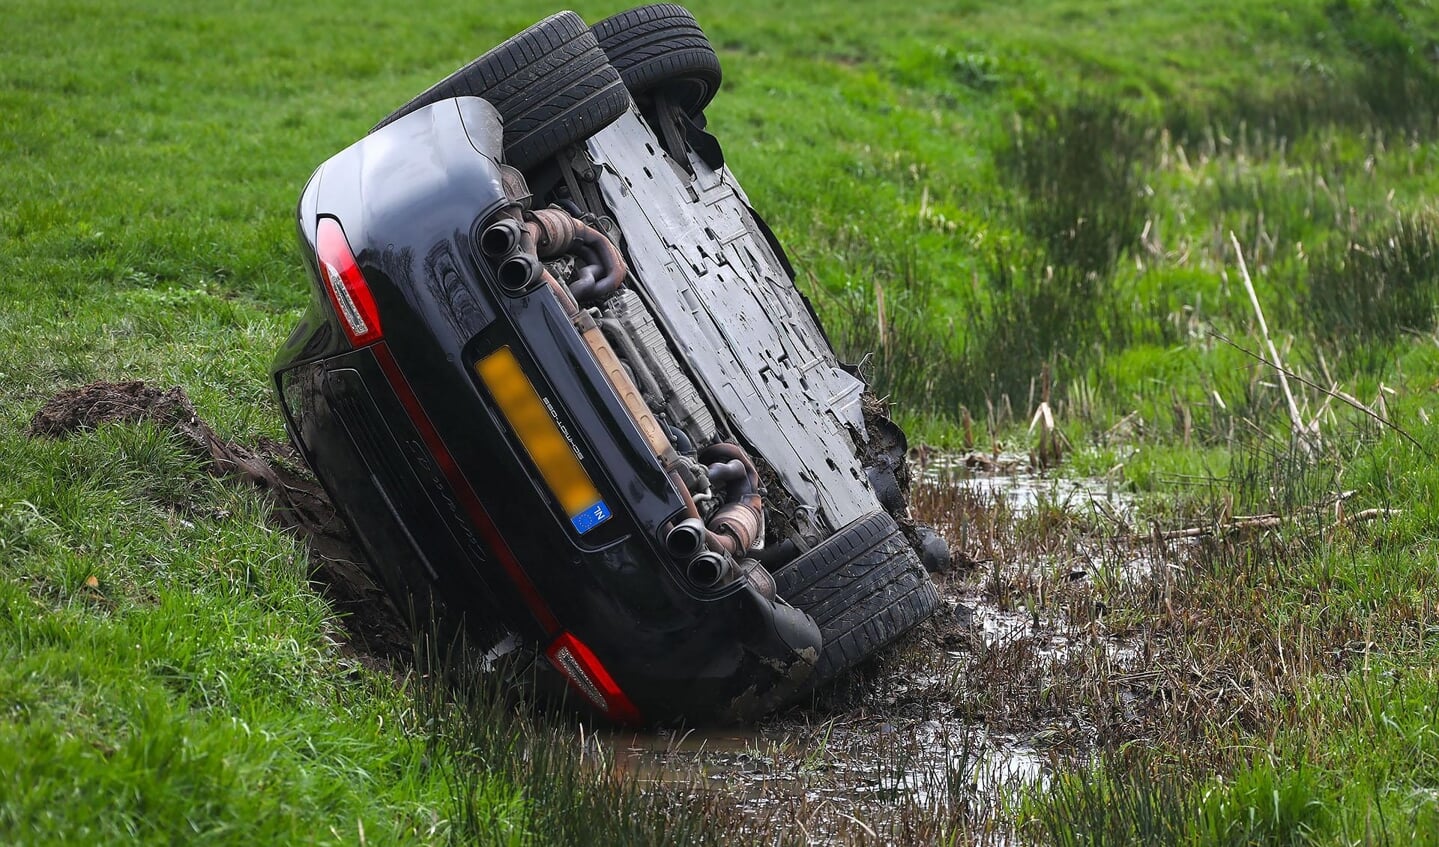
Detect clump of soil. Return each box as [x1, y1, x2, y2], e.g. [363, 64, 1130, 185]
[28, 381, 412, 664]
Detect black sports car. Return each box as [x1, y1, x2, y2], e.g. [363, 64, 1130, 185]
[272, 5, 944, 724]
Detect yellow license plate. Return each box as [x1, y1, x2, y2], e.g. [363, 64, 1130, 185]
[476, 347, 611, 533]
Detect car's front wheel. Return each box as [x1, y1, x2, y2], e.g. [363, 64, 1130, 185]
[591, 3, 722, 116]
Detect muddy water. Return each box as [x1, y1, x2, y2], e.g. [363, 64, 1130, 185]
[604, 717, 1046, 803]
[596, 456, 1145, 841]
[920, 451, 1132, 520]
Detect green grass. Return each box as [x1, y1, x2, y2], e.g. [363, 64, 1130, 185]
[0, 424, 465, 842]
[6, 0, 1439, 843]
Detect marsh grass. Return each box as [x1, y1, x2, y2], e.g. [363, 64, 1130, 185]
[411, 634, 772, 847]
[958, 253, 1131, 413]
[1023, 761, 1197, 847]
[1000, 97, 1154, 278]
[1306, 211, 1439, 345]
[1023, 756, 1342, 847]
[901, 422, 1437, 842]
[827, 254, 967, 414]
[944, 98, 1153, 409]
[925, 407, 1439, 841]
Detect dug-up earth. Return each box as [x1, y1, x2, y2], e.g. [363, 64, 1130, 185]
[30, 380, 1195, 843]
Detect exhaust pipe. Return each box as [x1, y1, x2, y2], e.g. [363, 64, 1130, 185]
[497, 253, 539, 291]
[524, 208, 628, 303]
[664, 517, 707, 561]
[480, 218, 523, 258]
[571, 222, 627, 300]
[685, 550, 732, 590]
[698, 443, 765, 557]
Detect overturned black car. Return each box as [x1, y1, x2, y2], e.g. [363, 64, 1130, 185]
[272, 5, 944, 724]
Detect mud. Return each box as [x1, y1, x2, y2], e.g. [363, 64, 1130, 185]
[588, 454, 1158, 843]
[28, 381, 412, 665]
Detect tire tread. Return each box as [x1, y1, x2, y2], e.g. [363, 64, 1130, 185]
[773, 511, 940, 686]
[372, 11, 629, 169]
[591, 3, 721, 114]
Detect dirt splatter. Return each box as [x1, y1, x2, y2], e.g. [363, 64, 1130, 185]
[28, 381, 412, 665]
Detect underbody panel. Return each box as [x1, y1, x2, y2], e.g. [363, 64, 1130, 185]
[587, 110, 875, 540]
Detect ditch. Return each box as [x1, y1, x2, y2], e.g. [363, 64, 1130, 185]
[25, 380, 1214, 844]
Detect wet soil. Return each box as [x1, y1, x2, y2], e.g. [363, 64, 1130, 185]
[592, 457, 1155, 842]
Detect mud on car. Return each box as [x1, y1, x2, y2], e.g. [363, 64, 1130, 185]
[272, 5, 946, 724]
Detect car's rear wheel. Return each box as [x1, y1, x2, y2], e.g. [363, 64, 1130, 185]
[773, 511, 941, 686]
[372, 11, 631, 169]
[591, 3, 722, 115]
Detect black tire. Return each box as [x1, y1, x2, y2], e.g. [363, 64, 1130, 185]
[372, 11, 631, 170]
[591, 4, 722, 115]
[773, 511, 940, 685]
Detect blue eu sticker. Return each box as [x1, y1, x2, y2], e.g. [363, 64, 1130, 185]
[570, 500, 612, 534]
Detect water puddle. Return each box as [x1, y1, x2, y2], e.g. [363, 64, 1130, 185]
[920, 450, 1133, 523]
[601, 714, 1050, 836]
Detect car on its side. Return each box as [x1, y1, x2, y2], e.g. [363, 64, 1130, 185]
[272, 5, 945, 724]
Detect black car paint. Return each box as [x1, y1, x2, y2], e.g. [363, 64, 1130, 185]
[273, 98, 821, 722]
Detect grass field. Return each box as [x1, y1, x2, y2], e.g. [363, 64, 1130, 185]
[4, 0, 1439, 843]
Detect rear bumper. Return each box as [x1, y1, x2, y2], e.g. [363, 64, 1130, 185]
[276, 343, 818, 721]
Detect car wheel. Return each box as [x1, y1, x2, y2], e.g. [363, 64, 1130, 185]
[591, 3, 722, 115]
[372, 11, 631, 169]
[773, 511, 941, 686]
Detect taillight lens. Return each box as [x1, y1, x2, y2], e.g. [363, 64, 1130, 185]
[316, 216, 381, 346]
[546, 632, 641, 724]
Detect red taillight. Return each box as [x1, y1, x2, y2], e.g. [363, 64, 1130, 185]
[315, 216, 381, 346]
[545, 632, 642, 725]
